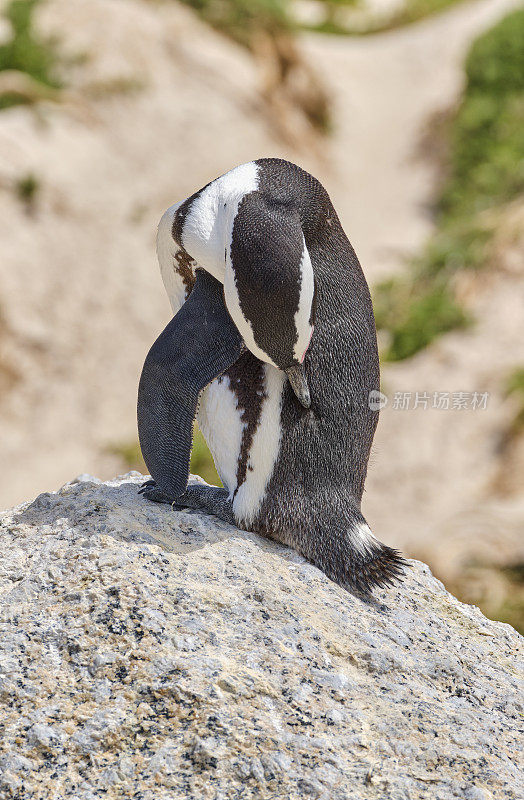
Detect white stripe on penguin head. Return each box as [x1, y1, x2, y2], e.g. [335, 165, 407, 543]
[293, 238, 315, 363]
[181, 161, 260, 284]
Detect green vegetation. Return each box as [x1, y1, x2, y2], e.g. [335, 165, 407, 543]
[442, 10, 524, 219]
[504, 366, 524, 437]
[178, 0, 292, 47]
[14, 171, 40, 211]
[0, 0, 63, 109]
[374, 8, 524, 361]
[108, 425, 222, 489]
[374, 278, 469, 363]
[302, 0, 463, 35]
[375, 0, 464, 29]
[84, 76, 147, 100]
[496, 563, 524, 634]
[189, 427, 222, 487]
[107, 440, 145, 472]
[179, 0, 466, 40]
[446, 563, 524, 635]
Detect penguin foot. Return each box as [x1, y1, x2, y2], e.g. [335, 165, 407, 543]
[138, 480, 173, 504]
[172, 485, 236, 526]
[139, 480, 235, 524]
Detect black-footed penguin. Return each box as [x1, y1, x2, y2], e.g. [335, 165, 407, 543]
[138, 158, 406, 594]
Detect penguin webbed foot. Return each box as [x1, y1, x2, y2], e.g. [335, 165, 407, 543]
[139, 480, 235, 526]
[173, 485, 236, 526]
[138, 480, 173, 504]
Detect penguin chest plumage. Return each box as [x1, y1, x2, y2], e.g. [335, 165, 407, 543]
[197, 357, 286, 527]
[229, 360, 286, 528]
[156, 202, 196, 313]
[195, 376, 244, 495]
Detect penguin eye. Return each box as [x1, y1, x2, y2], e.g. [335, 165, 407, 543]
[309, 278, 318, 326]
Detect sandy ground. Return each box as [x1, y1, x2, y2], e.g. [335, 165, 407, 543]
[0, 0, 522, 579]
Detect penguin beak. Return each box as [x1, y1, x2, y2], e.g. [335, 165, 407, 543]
[285, 364, 311, 409]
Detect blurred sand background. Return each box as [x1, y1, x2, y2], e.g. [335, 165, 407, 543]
[0, 0, 522, 626]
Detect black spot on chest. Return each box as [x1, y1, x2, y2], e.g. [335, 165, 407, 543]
[174, 248, 196, 295]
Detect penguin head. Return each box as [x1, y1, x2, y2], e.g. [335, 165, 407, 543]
[165, 166, 318, 409]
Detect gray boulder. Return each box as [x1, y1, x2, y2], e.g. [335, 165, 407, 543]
[0, 473, 522, 799]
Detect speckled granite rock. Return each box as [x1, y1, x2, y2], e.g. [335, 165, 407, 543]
[0, 474, 522, 800]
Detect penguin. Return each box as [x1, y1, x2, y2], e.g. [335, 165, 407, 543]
[138, 158, 406, 595]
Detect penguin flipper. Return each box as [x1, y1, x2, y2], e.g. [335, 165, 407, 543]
[137, 269, 244, 501]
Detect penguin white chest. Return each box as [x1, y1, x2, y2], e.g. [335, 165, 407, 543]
[197, 363, 286, 527]
[232, 365, 286, 527]
[196, 376, 245, 495]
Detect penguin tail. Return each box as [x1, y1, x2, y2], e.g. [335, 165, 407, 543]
[299, 507, 408, 597]
[344, 518, 408, 596]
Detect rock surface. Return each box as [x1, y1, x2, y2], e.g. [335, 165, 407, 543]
[0, 474, 522, 800]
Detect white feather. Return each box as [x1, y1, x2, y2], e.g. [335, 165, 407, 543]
[293, 239, 315, 362]
[156, 202, 192, 314]
[233, 364, 285, 526]
[197, 376, 245, 496]
[181, 161, 259, 283]
[351, 522, 379, 556]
